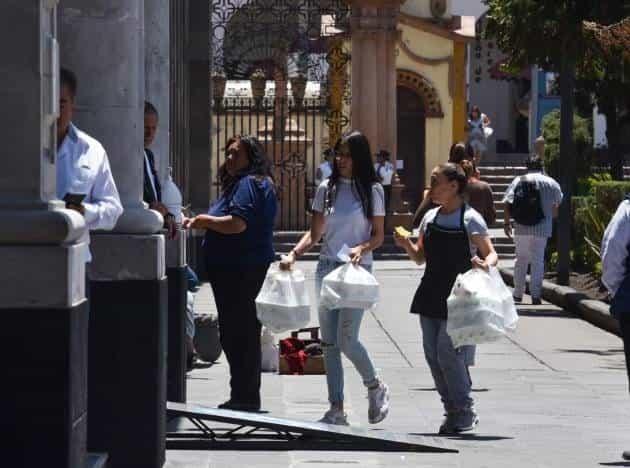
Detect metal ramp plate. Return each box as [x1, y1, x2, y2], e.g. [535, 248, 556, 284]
[166, 401, 456, 453]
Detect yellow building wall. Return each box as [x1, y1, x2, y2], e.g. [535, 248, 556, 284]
[396, 25, 455, 188]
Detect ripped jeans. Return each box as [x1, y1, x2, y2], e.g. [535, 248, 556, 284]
[316, 257, 379, 404]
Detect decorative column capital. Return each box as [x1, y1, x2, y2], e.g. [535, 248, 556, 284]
[348, 0, 404, 35]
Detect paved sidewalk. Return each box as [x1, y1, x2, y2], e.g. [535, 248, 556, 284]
[166, 261, 630, 468]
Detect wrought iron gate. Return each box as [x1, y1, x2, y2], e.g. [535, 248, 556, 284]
[210, 0, 352, 230]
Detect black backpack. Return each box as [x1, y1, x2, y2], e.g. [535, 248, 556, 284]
[510, 176, 545, 226]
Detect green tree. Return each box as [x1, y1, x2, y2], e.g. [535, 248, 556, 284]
[580, 8, 630, 180]
[483, 0, 603, 285]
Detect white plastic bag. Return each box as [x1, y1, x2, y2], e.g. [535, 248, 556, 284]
[446, 267, 518, 347]
[255, 265, 311, 333]
[320, 263, 380, 310]
[260, 327, 279, 372]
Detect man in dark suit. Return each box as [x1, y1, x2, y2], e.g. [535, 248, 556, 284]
[144, 101, 176, 237]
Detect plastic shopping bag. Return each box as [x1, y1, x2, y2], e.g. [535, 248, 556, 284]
[255, 264, 311, 333]
[260, 327, 279, 372]
[446, 267, 518, 347]
[320, 263, 380, 310]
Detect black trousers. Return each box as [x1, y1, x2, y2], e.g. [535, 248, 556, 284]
[208, 265, 269, 405]
[619, 314, 630, 391]
[383, 184, 392, 213]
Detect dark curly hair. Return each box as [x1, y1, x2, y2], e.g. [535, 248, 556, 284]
[435, 162, 468, 195]
[325, 130, 380, 218]
[219, 135, 274, 193]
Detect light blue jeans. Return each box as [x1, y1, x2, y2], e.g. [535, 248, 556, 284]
[420, 315, 473, 412]
[316, 258, 379, 404]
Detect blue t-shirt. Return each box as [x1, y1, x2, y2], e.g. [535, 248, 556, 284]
[204, 175, 277, 268]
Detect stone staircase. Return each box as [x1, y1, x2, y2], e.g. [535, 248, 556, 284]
[477, 162, 528, 261]
[273, 160, 529, 261]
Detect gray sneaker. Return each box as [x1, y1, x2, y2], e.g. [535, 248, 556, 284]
[453, 409, 479, 432]
[368, 382, 390, 424]
[438, 412, 458, 435]
[319, 409, 349, 426]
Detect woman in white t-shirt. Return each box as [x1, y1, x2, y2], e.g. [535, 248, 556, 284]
[281, 130, 390, 426]
[466, 105, 492, 164]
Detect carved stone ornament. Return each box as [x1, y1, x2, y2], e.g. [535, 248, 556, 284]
[430, 0, 447, 19]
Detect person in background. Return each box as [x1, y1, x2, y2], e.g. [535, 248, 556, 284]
[394, 163, 498, 434]
[467, 106, 491, 164]
[315, 148, 334, 186]
[144, 101, 176, 239]
[503, 156, 562, 305]
[183, 135, 277, 412]
[411, 143, 475, 229]
[601, 195, 630, 461]
[281, 130, 390, 426]
[460, 160, 496, 227]
[57, 68, 123, 263]
[375, 150, 394, 213]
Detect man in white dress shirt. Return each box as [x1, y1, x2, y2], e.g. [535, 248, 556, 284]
[601, 195, 630, 461]
[375, 150, 394, 213]
[57, 68, 123, 262]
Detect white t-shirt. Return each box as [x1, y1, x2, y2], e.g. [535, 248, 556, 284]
[374, 161, 394, 186]
[419, 204, 489, 257]
[312, 178, 386, 265]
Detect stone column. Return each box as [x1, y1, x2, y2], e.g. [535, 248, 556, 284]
[145, 0, 187, 404]
[349, 0, 410, 225]
[350, 1, 400, 155]
[187, 0, 211, 278]
[145, 0, 171, 184]
[59, 2, 167, 467]
[0, 1, 88, 467]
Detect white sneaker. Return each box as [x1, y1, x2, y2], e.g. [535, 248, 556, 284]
[368, 382, 390, 424]
[318, 408, 349, 426]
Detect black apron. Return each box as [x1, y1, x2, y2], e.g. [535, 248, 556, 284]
[411, 205, 472, 319]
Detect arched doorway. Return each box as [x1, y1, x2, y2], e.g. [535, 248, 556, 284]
[397, 86, 425, 210]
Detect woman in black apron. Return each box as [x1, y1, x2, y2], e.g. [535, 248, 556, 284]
[395, 163, 498, 434]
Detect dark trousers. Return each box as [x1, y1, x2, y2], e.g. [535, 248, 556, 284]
[383, 184, 392, 213]
[619, 314, 630, 391]
[207, 265, 269, 405]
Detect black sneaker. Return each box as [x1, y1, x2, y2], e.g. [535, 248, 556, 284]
[513, 295, 523, 303]
[531, 297, 542, 305]
[217, 400, 261, 412]
[623, 450, 630, 461]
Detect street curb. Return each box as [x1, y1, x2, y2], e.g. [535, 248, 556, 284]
[499, 267, 621, 338]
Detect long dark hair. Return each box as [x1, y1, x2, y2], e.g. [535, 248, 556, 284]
[469, 105, 482, 120]
[219, 135, 274, 193]
[325, 130, 380, 218]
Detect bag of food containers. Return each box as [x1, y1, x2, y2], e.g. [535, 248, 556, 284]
[255, 264, 311, 333]
[446, 267, 518, 347]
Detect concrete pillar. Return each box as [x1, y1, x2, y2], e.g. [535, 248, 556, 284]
[350, 1, 400, 156]
[0, 1, 88, 466]
[349, 0, 410, 225]
[58, 1, 167, 467]
[187, 0, 211, 278]
[144, 0, 188, 404]
[145, 0, 171, 184]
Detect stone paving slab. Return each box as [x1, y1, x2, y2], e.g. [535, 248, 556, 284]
[167, 261, 630, 468]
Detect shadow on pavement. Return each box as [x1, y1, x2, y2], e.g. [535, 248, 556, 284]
[599, 462, 630, 467]
[517, 309, 573, 318]
[557, 348, 623, 356]
[410, 387, 489, 393]
[409, 433, 513, 442]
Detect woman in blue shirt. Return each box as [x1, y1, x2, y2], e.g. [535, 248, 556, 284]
[184, 135, 277, 411]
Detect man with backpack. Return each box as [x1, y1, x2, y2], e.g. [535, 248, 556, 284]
[503, 156, 563, 305]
